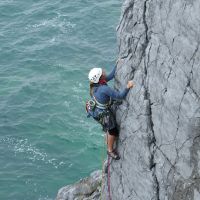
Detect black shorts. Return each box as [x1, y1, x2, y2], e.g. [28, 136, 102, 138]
[95, 109, 119, 137]
[108, 127, 119, 137]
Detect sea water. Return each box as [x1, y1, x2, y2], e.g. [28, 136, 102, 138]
[0, 0, 121, 199]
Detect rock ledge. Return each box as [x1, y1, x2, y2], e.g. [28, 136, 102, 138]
[56, 170, 102, 200]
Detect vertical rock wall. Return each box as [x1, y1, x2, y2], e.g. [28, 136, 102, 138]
[110, 0, 200, 199]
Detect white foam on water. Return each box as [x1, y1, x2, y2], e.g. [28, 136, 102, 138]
[24, 14, 76, 46]
[64, 100, 71, 108]
[0, 136, 66, 169]
[0, 0, 14, 5]
[25, 14, 76, 34]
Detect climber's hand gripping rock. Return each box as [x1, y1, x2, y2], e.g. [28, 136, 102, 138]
[127, 80, 134, 89]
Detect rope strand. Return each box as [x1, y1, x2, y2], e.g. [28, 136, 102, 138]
[107, 155, 112, 200]
[100, 135, 106, 200]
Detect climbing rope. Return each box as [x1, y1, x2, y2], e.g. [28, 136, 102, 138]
[107, 154, 112, 200]
[106, 133, 112, 200]
[100, 135, 106, 200]
[100, 133, 113, 200]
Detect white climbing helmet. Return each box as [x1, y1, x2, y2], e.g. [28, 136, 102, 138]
[88, 68, 102, 83]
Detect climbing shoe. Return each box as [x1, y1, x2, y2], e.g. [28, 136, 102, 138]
[107, 150, 120, 160]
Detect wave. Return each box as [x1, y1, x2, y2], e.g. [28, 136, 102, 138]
[25, 13, 76, 35]
[0, 136, 66, 169]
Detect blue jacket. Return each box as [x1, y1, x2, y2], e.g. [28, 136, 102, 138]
[93, 66, 130, 104]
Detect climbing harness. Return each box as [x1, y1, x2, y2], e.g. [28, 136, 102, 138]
[93, 96, 110, 110]
[86, 99, 96, 111]
[85, 95, 110, 117]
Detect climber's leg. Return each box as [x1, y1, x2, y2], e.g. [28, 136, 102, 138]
[107, 134, 115, 152]
[106, 128, 120, 160]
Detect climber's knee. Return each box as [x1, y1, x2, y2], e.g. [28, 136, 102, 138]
[108, 127, 119, 137]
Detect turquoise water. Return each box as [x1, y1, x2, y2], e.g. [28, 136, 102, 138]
[0, 0, 121, 199]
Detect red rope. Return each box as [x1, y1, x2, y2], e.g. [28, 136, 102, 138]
[107, 155, 112, 200]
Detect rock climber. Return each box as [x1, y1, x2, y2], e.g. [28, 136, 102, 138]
[87, 60, 134, 160]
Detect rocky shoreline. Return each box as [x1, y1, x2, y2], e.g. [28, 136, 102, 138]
[56, 170, 102, 200]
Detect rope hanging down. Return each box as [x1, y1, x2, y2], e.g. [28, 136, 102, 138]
[100, 135, 106, 200]
[100, 135, 112, 200]
[107, 155, 112, 200]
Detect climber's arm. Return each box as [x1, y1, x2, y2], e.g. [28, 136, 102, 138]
[103, 86, 130, 100]
[105, 65, 116, 82]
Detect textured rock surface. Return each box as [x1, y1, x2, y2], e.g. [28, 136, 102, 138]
[57, 0, 200, 199]
[109, 0, 200, 199]
[56, 170, 101, 200]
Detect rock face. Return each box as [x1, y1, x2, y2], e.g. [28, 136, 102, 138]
[56, 0, 200, 200]
[109, 0, 200, 199]
[56, 170, 102, 200]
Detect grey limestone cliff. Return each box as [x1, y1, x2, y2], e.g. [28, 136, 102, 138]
[110, 0, 200, 199]
[56, 0, 200, 199]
